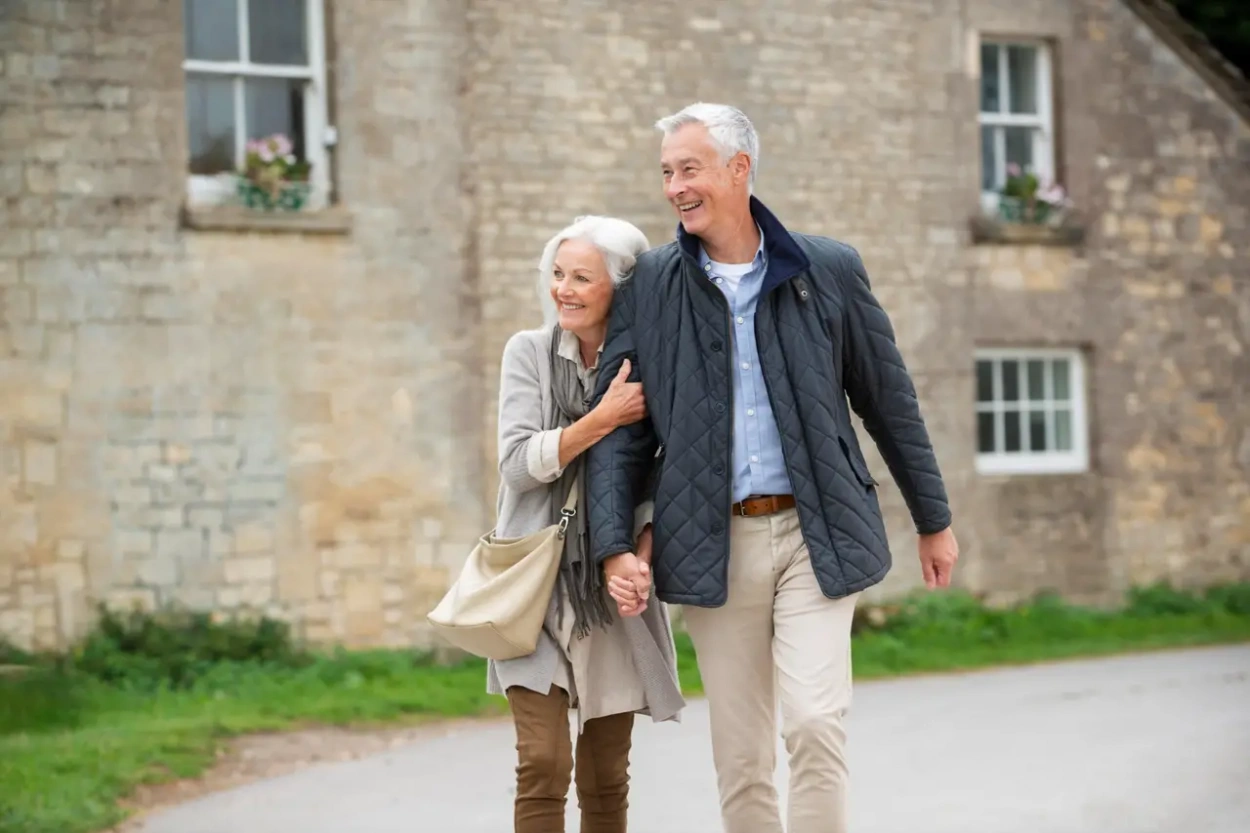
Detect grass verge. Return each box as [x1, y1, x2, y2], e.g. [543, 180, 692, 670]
[2, 582, 1248, 833]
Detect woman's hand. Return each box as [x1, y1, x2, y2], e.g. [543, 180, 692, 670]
[607, 524, 653, 618]
[594, 359, 646, 429]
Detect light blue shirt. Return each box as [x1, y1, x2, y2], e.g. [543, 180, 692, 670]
[699, 230, 793, 505]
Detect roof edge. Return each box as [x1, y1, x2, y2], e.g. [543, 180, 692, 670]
[1120, 0, 1250, 127]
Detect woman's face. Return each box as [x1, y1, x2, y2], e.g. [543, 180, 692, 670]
[550, 238, 615, 333]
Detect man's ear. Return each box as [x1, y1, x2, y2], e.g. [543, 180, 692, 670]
[731, 152, 752, 185]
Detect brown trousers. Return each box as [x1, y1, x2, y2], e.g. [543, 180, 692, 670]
[507, 685, 634, 833]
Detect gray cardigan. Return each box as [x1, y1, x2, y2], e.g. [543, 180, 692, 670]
[486, 326, 684, 731]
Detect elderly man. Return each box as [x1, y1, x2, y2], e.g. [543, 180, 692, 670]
[586, 102, 959, 833]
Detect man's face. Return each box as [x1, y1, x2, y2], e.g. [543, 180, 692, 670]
[660, 123, 749, 237]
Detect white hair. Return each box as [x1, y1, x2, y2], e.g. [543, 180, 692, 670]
[535, 215, 650, 326]
[655, 102, 760, 190]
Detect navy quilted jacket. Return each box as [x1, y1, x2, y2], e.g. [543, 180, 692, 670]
[586, 197, 952, 606]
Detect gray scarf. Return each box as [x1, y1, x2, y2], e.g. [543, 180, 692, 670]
[549, 326, 616, 640]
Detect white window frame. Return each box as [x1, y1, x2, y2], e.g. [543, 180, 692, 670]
[978, 39, 1055, 213]
[182, 0, 330, 208]
[975, 347, 1088, 476]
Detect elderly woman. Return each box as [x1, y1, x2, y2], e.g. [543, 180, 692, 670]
[488, 215, 685, 833]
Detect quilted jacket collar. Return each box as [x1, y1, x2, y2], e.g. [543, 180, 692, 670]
[676, 195, 812, 297]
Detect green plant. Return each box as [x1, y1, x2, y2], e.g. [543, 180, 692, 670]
[998, 163, 1070, 224]
[237, 133, 312, 211]
[70, 605, 307, 690]
[0, 639, 32, 666]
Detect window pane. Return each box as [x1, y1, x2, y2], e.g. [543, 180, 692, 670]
[1054, 409, 1073, 451]
[1001, 360, 1020, 402]
[249, 0, 308, 65]
[1005, 126, 1035, 175]
[1007, 45, 1039, 115]
[1028, 410, 1046, 451]
[186, 75, 236, 174]
[976, 360, 994, 402]
[1053, 359, 1070, 400]
[184, 0, 239, 61]
[1026, 360, 1045, 401]
[980, 44, 1001, 113]
[1004, 409, 1022, 452]
[245, 78, 307, 160]
[977, 412, 996, 453]
[981, 126, 998, 191]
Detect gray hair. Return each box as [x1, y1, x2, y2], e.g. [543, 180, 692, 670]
[535, 215, 650, 326]
[655, 102, 760, 190]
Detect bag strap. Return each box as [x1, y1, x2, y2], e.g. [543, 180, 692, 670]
[557, 470, 580, 536]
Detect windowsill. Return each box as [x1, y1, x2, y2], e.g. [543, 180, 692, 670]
[181, 204, 352, 235]
[975, 456, 1090, 476]
[970, 215, 1085, 247]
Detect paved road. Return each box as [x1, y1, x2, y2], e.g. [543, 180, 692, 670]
[138, 645, 1250, 832]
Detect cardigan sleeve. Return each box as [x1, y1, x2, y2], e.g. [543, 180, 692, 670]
[497, 332, 565, 493]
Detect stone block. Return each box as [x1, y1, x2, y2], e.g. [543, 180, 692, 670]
[228, 479, 287, 503]
[136, 555, 178, 587]
[112, 528, 154, 555]
[106, 588, 157, 613]
[233, 522, 275, 554]
[155, 528, 202, 561]
[344, 575, 383, 614]
[186, 504, 225, 529]
[276, 554, 318, 603]
[22, 440, 58, 486]
[238, 582, 274, 608]
[167, 584, 216, 610]
[10, 392, 64, 432]
[224, 556, 276, 584]
[56, 539, 86, 562]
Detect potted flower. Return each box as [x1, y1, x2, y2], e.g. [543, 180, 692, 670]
[236, 134, 313, 211]
[997, 164, 1070, 225]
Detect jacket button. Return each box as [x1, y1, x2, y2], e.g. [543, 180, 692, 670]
[714, 402, 726, 414]
[710, 340, 722, 351]
[712, 463, 724, 475]
[711, 522, 724, 534]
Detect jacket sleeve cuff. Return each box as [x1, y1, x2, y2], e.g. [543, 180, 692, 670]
[526, 427, 565, 482]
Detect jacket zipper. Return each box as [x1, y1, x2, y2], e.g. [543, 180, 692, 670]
[685, 252, 740, 597]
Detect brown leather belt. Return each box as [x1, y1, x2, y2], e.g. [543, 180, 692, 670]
[732, 494, 796, 517]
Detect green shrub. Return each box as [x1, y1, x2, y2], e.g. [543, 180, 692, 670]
[70, 606, 307, 690]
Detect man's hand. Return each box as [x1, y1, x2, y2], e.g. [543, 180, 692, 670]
[604, 551, 651, 617]
[919, 526, 959, 589]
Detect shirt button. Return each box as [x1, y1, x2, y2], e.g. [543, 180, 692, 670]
[747, 409, 755, 417]
[736, 316, 744, 325]
[714, 278, 723, 284]
[750, 455, 759, 463]
[741, 362, 750, 370]
[704, 264, 711, 272]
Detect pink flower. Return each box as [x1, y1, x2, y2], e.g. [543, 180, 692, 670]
[258, 143, 275, 163]
[1038, 183, 1068, 206]
[272, 134, 293, 157]
[1006, 162, 1022, 177]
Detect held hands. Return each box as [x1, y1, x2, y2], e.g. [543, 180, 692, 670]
[918, 526, 960, 589]
[595, 359, 646, 429]
[604, 524, 653, 617]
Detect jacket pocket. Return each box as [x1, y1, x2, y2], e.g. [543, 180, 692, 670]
[838, 436, 878, 488]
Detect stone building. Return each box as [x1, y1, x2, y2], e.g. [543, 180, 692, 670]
[1, 0, 1247, 651]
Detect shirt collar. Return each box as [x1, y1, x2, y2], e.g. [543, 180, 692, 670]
[556, 327, 604, 372]
[698, 225, 767, 276]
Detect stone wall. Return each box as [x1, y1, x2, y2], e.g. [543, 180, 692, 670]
[0, 0, 484, 651]
[962, 0, 1250, 602]
[1, 0, 1247, 651]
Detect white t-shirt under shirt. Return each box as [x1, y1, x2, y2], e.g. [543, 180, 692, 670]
[706, 257, 756, 293]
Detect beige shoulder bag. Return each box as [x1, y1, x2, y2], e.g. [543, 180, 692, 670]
[426, 476, 578, 661]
